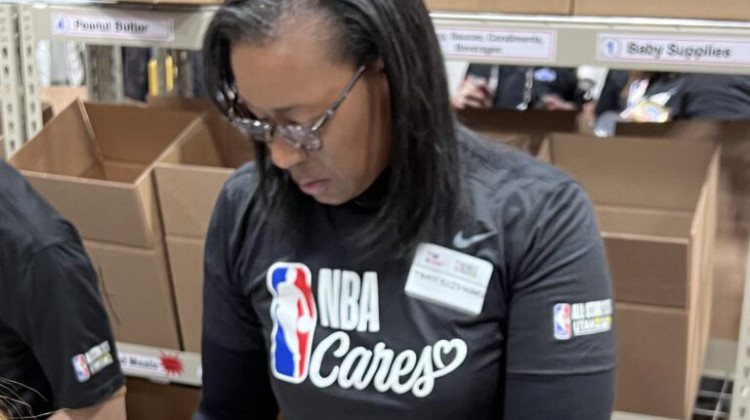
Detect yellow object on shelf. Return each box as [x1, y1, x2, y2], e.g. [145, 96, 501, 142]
[148, 58, 159, 97]
[166, 54, 174, 93]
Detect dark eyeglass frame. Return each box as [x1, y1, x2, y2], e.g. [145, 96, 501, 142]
[227, 65, 368, 151]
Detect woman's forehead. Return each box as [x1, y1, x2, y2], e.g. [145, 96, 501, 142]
[230, 25, 351, 112]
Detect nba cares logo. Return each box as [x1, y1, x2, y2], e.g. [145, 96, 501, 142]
[268, 263, 318, 383]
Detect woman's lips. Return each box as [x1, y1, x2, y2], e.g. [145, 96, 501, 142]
[298, 179, 330, 196]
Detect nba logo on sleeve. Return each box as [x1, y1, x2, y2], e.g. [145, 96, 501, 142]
[553, 303, 572, 340]
[268, 263, 317, 384]
[71, 354, 91, 382]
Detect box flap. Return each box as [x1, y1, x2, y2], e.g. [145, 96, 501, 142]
[148, 96, 254, 168]
[84, 103, 204, 165]
[10, 101, 100, 177]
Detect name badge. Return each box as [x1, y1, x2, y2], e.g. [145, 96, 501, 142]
[405, 243, 494, 316]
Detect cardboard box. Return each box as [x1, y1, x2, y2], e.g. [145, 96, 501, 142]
[166, 237, 204, 353]
[148, 98, 253, 352]
[538, 134, 719, 308]
[573, 0, 750, 21]
[9, 100, 205, 248]
[126, 378, 200, 420]
[459, 109, 578, 155]
[151, 98, 254, 238]
[424, 0, 572, 15]
[84, 240, 181, 350]
[617, 120, 749, 340]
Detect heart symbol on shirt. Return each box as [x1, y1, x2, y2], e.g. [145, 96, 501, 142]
[432, 339, 468, 378]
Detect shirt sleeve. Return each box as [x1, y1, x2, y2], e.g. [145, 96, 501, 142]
[20, 242, 125, 410]
[202, 183, 265, 351]
[197, 180, 278, 419]
[506, 181, 616, 376]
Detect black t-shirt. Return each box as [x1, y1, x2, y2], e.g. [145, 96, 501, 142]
[0, 161, 124, 419]
[466, 64, 584, 110]
[195, 129, 616, 420]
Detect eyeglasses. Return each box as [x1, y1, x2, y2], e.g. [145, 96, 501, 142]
[227, 65, 367, 151]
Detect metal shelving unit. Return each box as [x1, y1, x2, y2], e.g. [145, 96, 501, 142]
[2, 3, 749, 420]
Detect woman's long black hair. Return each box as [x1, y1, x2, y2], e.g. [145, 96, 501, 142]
[203, 0, 458, 260]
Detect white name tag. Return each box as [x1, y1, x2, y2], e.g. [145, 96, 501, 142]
[405, 243, 493, 316]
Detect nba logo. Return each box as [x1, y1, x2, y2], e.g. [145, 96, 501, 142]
[71, 354, 91, 382]
[268, 263, 317, 384]
[554, 303, 572, 340]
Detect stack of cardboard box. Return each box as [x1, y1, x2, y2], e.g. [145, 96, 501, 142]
[150, 98, 254, 353]
[9, 101, 208, 350]
[539, 134, 719, 420]
[617, 121, 750, 342]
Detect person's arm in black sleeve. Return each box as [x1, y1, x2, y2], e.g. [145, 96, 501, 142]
[19, 242, 126, 415]
[194, 185, 279, 420]
[503, 181, 616, 420]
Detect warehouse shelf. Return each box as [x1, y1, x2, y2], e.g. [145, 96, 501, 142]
[432, 12, 750, 75]
[22, 3, 750, 73]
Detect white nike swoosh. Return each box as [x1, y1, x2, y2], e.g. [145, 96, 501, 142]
[453, 231, 497, 249]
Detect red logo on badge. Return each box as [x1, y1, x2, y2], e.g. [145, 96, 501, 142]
[160, 355, 183, 376]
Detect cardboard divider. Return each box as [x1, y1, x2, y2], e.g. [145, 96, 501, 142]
[10, 100, 207, 249]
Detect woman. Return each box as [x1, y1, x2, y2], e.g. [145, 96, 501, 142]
[196, 1, 615, 419]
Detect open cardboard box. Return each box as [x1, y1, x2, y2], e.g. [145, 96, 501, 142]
[155, 128, 253, 352]
[459, 108, 578, 155]
[538, 134, 718, 419]
[9, 100, 206, 249]
[149, 97, 254, 238]
[424, 0, 573, 14]
[149, 97, 255, 352]
[617, 120, 749, 341]
[574, 0, 750, 21]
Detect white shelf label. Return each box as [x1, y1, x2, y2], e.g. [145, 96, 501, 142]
[118, 352, 184, 377]
[437, 27, 557, 62]
[51, 12, 174, 42]
[597, 33, 750, 67]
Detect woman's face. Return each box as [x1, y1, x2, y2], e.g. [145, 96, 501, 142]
[230, 19, 392, 205]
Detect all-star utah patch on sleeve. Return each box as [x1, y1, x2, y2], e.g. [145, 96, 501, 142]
[20, 242, 125, 410]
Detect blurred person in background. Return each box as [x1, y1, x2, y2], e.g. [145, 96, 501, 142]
[194, 0, 615, 419]
[0, 161, 126, 420]
[451, 64, 591, 111]
[593, 70, 750, 135]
